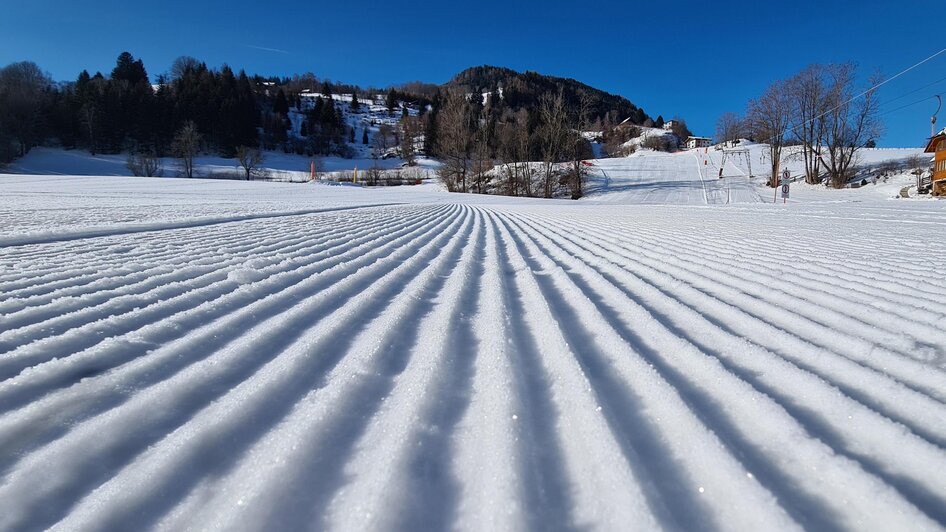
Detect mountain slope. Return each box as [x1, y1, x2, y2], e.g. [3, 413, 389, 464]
[444, 65, 650, 124]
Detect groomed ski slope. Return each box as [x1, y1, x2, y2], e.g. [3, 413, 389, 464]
[1, 174, 946, 531]
[586, 149, 762, 204]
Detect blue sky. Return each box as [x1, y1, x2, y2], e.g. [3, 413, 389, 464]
[1, 0, 941, 146]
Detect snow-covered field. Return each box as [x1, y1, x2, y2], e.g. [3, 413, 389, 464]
[1, 167, 946, 530]
[3, 147, 440, 183]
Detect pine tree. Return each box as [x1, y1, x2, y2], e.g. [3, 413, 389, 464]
[111, 52, 148, 85]
[349, 127, 355, 143]
[386, 89, 397, 115]
[362, 128, 369, 145]
[311, 97, 324, 122]
[301, 120, 308, 137]
[350, 91, 360, 112]
[274, 88, 289, 116]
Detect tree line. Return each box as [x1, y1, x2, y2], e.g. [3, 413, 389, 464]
[431, 89, 595, 199]
[1, 54, 674, 194]
[715, 63, 883, 188]
[0, 53, 264, 166]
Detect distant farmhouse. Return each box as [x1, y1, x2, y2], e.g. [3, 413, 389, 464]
[686, 136, 712, 149]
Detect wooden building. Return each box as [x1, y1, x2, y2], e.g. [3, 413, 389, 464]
[925, 130, 946, 196]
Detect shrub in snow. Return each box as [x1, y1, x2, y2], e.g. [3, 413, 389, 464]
[126, 152, 162, 177]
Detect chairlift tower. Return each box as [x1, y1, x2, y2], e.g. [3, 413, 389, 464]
[933, 95, 941, 137]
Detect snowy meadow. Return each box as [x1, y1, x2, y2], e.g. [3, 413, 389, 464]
[0, 169, 945, 531]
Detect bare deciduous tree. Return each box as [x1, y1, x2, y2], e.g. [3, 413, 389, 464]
[642, 134, 673, 152]
[471, 101, 495, 194]
[538, 91, 569, 198]
[170, 56, 200, 81]
[236, 145, 264, 180]
[364, 163, 383, 186]
[715, 112, 744, 148]
[498, 110, 533, 196]
[399, 115, 421, 166]
[787, 65, 831, 184]
[126, 151, 162, 177]
[435, 91, 473, 192]
[372, 124, 394, 159]
[171, 121, 201, 178]
[817, 65, 884, 188]
[747, 80, 792, 187]
[566, 92, 594, 199]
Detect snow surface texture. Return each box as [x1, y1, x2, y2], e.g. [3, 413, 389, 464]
[1, 171, 946, 531]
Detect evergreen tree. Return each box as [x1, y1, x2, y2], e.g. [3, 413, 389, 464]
[423, 108, 438, 156]
[311, 96, 324, 122]
[321, 97, 336, 125]
[386, 89, 397, 114]
[655, 115, 665, 129]
[350, 91, 360, 112]
[362, 128, 369, 145]
[274, 88, 289, 116]
[99, 51, 154, 152]
[111, 52, 148, 85]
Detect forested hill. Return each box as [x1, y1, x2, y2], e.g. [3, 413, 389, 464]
[444, 65, 650, 124]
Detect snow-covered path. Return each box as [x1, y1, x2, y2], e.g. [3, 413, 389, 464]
[1, 176, 946, 530]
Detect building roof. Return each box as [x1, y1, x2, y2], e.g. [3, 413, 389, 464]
[924, 131, 946, 153]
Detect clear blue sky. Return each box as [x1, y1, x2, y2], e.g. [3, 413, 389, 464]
[1, 0, 941, 146]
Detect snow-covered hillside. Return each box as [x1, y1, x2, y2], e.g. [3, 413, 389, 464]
[1, 173, 945, 530]
[584, 150, 762, 204]
[293, 91, 423, 161]
[577, 143, 927, 205]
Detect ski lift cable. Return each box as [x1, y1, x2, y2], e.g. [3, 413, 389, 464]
[877, 92, 943, 118]
[833, 46, 946, 114]
[755, 46, 946, 146]
[875, 73, 946, 109]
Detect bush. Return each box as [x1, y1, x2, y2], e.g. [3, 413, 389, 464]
[364, 165, 383, 186]
[126, 152, 162, 177]
[642, 134, 673, 152]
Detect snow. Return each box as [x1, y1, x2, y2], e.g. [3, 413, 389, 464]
[584, 150, 762, 204]
[4, 147, 439, 182]
[1, 153, 945, 530]
[620, 125, 676, 151]
[580, 143, 930, 205]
